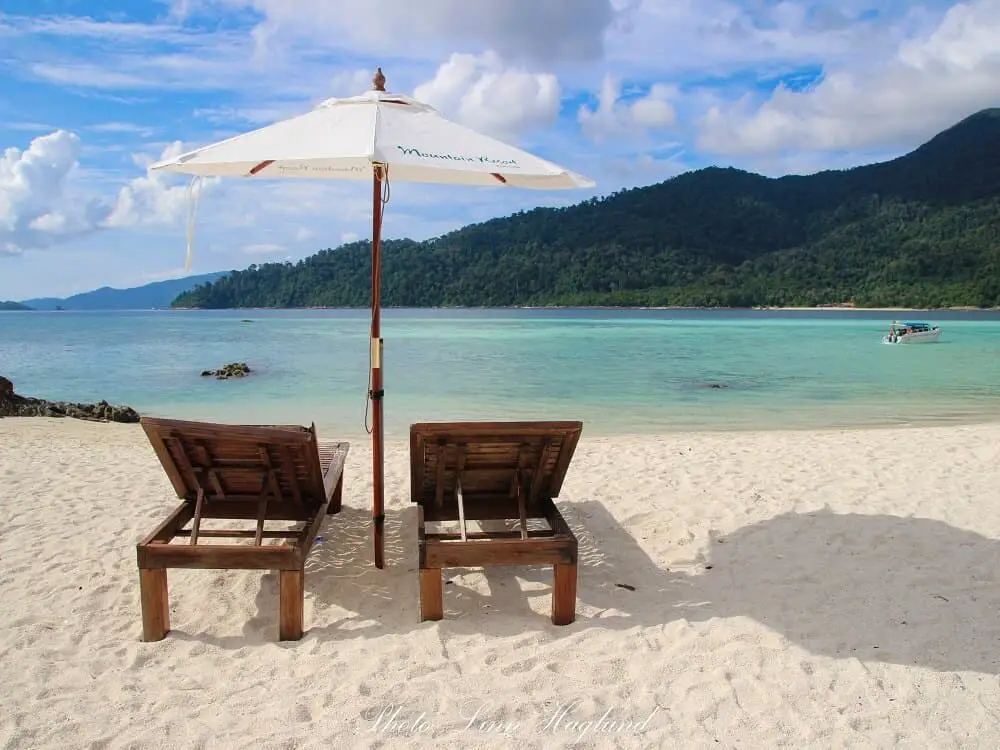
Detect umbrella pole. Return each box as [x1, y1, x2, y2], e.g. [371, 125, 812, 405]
[370, 166, 386, 569]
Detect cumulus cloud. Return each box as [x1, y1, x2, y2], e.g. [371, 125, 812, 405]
[697, 0, 1000, 155]
[578, 76, 677, 141]
[414, 52, 561, 136]
[1, 131, 101, 255]
[104, 142, 207, 229]
[0, 132, 204, 255]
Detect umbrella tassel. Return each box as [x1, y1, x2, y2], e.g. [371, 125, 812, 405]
[184, 176, 204, 273]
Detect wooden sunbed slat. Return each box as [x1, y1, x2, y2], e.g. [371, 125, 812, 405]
[175, 529, 299, 540]
[516, 443, 530, 540]
[279, 444, 302, 505]
[434, 439, 447, 508]
[455, 443, 467, 541]
[190, 488, 205, 545]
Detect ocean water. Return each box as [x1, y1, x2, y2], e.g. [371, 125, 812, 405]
[1, 308, 999, 439]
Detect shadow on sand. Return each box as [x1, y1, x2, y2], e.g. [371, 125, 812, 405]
[171, 501, 1000, 675]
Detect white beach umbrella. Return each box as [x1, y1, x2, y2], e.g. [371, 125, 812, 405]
[151, 68, 595, 568]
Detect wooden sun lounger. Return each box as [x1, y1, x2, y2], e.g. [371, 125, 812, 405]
[410, 420, 583, 625]
[136, 417, 349, 641]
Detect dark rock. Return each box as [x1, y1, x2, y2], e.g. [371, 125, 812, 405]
[0, 377, 140, 423]
[201, 362, 252, 380]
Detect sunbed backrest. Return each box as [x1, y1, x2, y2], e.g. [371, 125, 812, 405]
[140, 417, 327, 508]
[409, 421, 582, 508]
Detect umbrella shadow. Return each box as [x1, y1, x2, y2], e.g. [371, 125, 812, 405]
[680, 507, 1000, 674]
[172, 500, 1000, 674]
[162, 507, 411, 648]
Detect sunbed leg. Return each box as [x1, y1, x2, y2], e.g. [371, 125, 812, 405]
[278, 569, 304, 641]
[551, 563, 577, 626]
[139, 568, 170, 641]
[419, 567, 444, 621]
[327, 473, 344, 515]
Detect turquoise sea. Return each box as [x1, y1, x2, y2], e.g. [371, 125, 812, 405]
[1, 308, 999, 439]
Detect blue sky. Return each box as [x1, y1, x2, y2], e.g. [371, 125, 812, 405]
[1, 0, 998, 299]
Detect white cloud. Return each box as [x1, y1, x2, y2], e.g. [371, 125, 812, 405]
[6, 122, 58, 132]
[330, 69, 376, 98]
[603, 150, 691, 182]
[600, 0, 919, 80]
[3, 15, 306, 97]
[103, 142, 210, 229]
[414, 51, 561, 136]
[697, 0, 1000, 155]
[89, 122, 156, 137]
[1, 132, 208, 255]
[579, 76, 677, 141]
[340, 231, 359, 244]
[0, 131, 97, 254]
[242, 243, 284, 255]
[3, 15, 191, 41]
[182, 0, 616, 66]
[29, 62, 156, 89]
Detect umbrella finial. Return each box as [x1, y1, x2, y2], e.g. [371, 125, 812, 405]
[373, 67, 386, 92]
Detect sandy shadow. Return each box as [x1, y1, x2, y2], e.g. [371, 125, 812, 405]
[170, 500, 1000, 674]
[300, 499, 680, 641]
[680, 507, 1000, 674]
[302, 505, 421, 639]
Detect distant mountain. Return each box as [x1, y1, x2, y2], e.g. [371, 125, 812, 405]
[0, 301, 31, 311]
[23, 272, 229, 310]
[174, 108, 1000, 310]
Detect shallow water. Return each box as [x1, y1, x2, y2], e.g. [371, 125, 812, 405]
[2, 307, 998, 438]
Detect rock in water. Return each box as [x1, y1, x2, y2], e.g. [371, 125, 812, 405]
[200, 362, 252, 380]
[0, 377, 140, 423]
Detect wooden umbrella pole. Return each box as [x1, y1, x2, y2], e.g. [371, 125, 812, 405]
[370, 164, 386, 569]
[369, 67, 388, 569]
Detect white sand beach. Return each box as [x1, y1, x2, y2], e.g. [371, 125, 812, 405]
[2, 418, 1000, 749]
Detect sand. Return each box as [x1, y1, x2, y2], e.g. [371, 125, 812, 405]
[2, 418, 1000, 749]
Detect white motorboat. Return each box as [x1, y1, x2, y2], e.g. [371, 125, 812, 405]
[882, 320, 941, 344]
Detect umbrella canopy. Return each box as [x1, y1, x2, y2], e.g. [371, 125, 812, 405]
[152, 88, 594, 189]
[150, 69, 594, 569]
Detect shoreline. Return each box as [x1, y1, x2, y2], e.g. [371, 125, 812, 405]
[15, 303, 995, 313]
[5, 410, 1000, 440]
[161, 304, 1000, 312]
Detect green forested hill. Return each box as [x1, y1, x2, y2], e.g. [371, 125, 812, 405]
[173, 109, 1000, 309]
